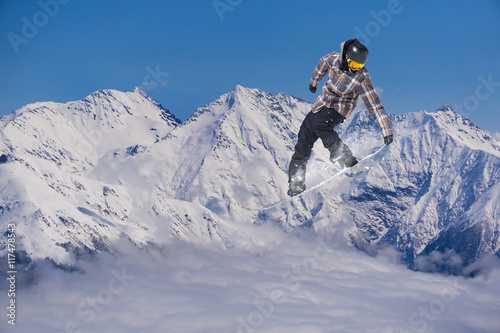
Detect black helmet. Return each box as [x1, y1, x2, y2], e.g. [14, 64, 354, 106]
[346, 40, 369, 65]
[341, 39, 369, 72]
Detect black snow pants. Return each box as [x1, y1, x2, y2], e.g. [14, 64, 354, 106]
[288, 107, 349, 182]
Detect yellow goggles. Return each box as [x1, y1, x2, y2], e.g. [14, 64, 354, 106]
[347, 58, 365, 71]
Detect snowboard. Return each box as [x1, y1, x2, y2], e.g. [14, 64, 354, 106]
[257, 145, 387, 212]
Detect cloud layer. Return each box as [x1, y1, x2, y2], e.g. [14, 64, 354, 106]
[2, 223, 500, 333]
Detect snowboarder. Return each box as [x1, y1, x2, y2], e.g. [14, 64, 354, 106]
[287, 39, 394, 197]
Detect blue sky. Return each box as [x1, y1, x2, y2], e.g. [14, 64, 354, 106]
[1, 0, 500, 133]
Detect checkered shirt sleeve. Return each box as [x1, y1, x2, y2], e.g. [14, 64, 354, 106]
[310, 54, 330, 88]
[358, 72, 393, 137]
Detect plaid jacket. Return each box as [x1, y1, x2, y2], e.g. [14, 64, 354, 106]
[310, 52, 393, 137]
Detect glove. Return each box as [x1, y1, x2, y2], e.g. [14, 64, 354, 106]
[309, 84, 317, 93]
[384, 134, 393, 145]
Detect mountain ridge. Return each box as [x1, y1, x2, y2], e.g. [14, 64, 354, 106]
[0, 85, 498, 275]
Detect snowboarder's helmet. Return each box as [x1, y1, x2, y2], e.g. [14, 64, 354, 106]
[346, 41, 368, 71]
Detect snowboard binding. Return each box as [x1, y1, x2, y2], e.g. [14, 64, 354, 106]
[329, 144, 358, 168]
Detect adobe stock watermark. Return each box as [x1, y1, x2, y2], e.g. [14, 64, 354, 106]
[453, 74, 500, 117]
[63, 267, 136, 333]
[408, 277, 461, 332]
[226, 234, 340, 333]
[5, 223, 17, 326]
[213, 0, 243, 22]
[138, 64, 170, 91]
[7, 0, 71, 54]
[354, 0, 412, 46]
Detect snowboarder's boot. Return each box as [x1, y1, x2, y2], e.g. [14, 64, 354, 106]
[338, 154, 358, 168]
[287, 179, 306, 197]
[330, 144, 358, 169]
[287, 169, 306, 197]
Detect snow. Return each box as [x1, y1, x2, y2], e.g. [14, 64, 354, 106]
[1, 85, 500, 267]
[0, 85, 499, 332]
[1, 85, 499, 267]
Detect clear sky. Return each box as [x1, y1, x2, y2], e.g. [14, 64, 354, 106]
[1, 0, 500, 133]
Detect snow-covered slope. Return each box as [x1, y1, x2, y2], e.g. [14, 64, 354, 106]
[0, 88, 234, 265]
[335, 107, 500, 269]
[0, 88, 180, 168]
[0, 85, 499, 272]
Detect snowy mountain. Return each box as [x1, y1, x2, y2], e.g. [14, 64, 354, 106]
[336, 107, 500, 272]
[1, 85, 499, 273]
[0, 88, 231, 266]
